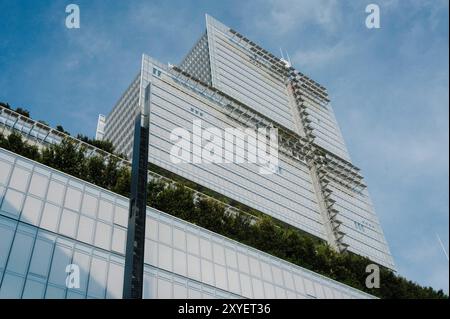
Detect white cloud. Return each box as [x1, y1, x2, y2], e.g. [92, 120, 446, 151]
[292, 40, 354, 70]
[249, 0, 343, 34]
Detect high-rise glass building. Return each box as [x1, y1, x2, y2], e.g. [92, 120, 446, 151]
[0, 15, 393, 299]
[103, 15, 394, 269]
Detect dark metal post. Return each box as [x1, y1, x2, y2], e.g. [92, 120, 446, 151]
[123, 84, 151, 299]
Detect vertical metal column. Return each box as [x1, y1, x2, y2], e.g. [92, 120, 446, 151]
[123, 84, 151, 299]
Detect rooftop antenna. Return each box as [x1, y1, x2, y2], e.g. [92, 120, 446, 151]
[286, 50, 292, 67]
[279, 48, 285, 60]
[280, 48, 291, 67]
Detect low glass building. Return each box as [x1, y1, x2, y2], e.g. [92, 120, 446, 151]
[0, 148, 373, 299]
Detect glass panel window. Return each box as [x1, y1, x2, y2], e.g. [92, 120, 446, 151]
[98, 200, 114, 223]
[20, 196, 43, 226]
[77, 215, 95, 244]
[144, 239, 158, 265]
[46, 180, 65, 206]
[200, 238, 212, 260]
[64, 187, 82, 211]
[81, 193, 97, 218]
[114, 205, 127, 227]
[188, 288, 202, 299]
[66, 291, 84, 299]
[323, 286, 334, 298]
[173, 283, 187, 299]
[0, 219, 16, 269]
[282, 270, 295, 291]
[106, 262, 124, 299]
[158, 243, 172, 272]
[304, 278, 316, 298]
[275, 286, 287, 299]
[214, 263, 227, 291]
[263, 282, 275, 299]
[260, 262, 272, 282]
[9, 166, 30, 192]
[225, 247, 237, 269]
[332, 290, 343, 298]
[145, 217, 158, 241]
[237, 252, 250, 274]
[293, 274, 305, 295]
[1, 188, 24, 218]
[143, 272, 156, 299]
[48, 244, 72, 287]
[186, 233, 199, 256]
[0, 160, 12, 185]
[6, 230, 35, 275]
[252, 278, 264, 298]
[187, 254, 201, 281]
[227, 269, 240, 295]
[111, 226, 126, 254]
[40, 203, 61, 232]
[156, 277, 172, 300]
[173, 249, 186, 276]
[94, 222, 112, 250]
[28, 238, 54, 277]
[249, 256, 261, 278]
[201, 259, 214, 285]
[271, 265, 283, 285]
[314, 282, 325, 298]
[286, 290, 297, 299]
[172, 228, 185, 251]
[45, 286, 65, 299]
[158, 222, 172, 246]
[59, 209, 79, 238]
[240, 273, 252, 298]
[0, 273, 24, 298]
[87, 256, 108, 298]
[72, 250, 91, 295]
[22, 279, 46, 299]
[213, 243, 225, 266]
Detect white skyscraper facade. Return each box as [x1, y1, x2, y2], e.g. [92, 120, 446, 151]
[103, 15, 394, 269]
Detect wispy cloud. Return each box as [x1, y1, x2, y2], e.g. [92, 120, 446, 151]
[251, 0, 343, 34]
[291, 40, 355, 70]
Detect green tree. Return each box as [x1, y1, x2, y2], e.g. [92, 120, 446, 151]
[224, 211, 252, 242]
[104, 157, 119, 189]
[0, 132, 40, 161]
[85, 155, 106, 187]
[249, 216, 284, 256]
[15, 107, 30, 117]
[195, 198, 227, 233]
[151, 183, 196, 221]
[41, 138, 85, 178]
[56, 125, 70, 135]
[0, 102, 11, 109]
[3, 131, 26, 154]
[76, 134, 115, 154]
[112, 166, 131, 198]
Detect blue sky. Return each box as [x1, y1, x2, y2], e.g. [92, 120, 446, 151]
[0, 0, 448, 293]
